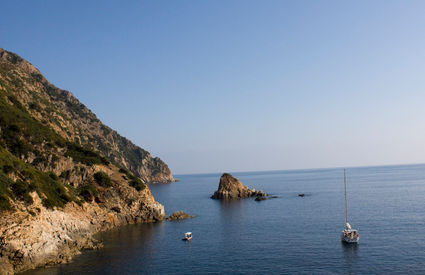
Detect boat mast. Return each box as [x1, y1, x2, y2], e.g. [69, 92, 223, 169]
[344, 169, 347, 226]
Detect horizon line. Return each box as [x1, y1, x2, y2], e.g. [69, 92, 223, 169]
[173, 161, 425, 177]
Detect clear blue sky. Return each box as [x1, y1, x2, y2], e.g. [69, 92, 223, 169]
[2, 1, 425, 174]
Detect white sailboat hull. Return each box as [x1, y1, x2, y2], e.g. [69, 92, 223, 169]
[341, 231, 359, 243]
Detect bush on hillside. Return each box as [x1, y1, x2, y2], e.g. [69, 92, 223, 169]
[78, 184, 99, 202]
[65, 143, 109, 166]
[93, 171, 112, 187]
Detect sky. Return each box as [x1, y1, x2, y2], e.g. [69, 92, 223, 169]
[1, 1, 425, 174]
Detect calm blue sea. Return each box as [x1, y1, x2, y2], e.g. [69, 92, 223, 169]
[24, 164, 425, 274]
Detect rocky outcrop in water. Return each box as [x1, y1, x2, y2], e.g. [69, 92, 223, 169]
[255, 195, 278, 201]
[211, 173, 266, 200]
[255, 196, 267, 201]
[166, 211, 193, 221]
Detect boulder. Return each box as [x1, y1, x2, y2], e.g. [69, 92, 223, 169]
[211, 173, 267, 200]
[255, 194, 278, 201]
[166, 211, 194, 221]
[255, 196, 267, 201]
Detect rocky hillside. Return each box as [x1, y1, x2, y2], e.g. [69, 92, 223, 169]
[0, 49, 172, 274]
[0, 48, 175, 184]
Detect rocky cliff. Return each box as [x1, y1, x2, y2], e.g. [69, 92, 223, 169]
[0, 49, 171, 274]
[211, 173, 266, 199]
[0, 166, 165, 274]
[0, 48, 175, 184]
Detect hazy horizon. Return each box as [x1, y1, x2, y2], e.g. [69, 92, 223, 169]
[173, 161, 425, 176]
[2, 1, 425, 174]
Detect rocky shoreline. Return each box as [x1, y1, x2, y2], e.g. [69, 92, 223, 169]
[0, 184, 165, 275]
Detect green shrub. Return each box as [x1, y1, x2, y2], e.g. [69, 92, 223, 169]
[93, 171, 112, 187]
[78, 184, 99, 202]
[10, 139, 33, 157]
[32, 155, 48, 166]
[39, 176, 72, 208]
[22, 169, 35, 180]
[65, 143, 109, 166]
[31, 73, 43, 82]
[7, 95, 24, 111]
[129, 178, 145, 191]
[11, 180, 33, 204]
[0, 170, 12, 199]
[48, 172, 59, 181]
[119, 167, 146, 191]
[0, 195, 11, 211]
[60, 170, 71, 180]
[29, 102, 41, 111]
[2, 164, 14, 174]
[42, 198, 54, 208]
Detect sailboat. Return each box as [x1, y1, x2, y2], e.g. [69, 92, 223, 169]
[341, 169, 359, 244]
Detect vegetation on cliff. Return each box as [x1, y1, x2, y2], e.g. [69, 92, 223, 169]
[0, 48, 168, 274]
[0, 48, 174, 183]
[0, 48, 174, 213]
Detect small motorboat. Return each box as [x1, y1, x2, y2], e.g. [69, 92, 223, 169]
[182, 232, 192, 241]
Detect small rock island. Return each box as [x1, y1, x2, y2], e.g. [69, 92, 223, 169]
[166, 211, 194, 221]
[211, 173, 266, 199]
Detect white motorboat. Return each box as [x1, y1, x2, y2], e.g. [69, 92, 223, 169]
[182, 232, 192, 241]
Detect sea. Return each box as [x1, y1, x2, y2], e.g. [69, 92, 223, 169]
[24, 164, 425, 274]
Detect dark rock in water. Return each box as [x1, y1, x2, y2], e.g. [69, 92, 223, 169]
[211, 173, 267, 200]
[255, 194, 279, 201]
[255, 196, 268, 201]
[298, 193, 305, 197]
[166, 211, 194, 221]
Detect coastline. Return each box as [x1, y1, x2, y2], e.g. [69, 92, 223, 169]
[0, 186, 166, 275]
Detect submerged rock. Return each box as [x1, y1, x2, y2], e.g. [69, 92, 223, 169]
[166, 211, 194, 221]
[255, 195, 279, 201]
[211, 173, 267, 200]
[255, 196, 267, 201]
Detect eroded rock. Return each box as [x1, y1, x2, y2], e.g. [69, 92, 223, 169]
[166, 211, 194, 221]
[211, 173, 267, 200]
